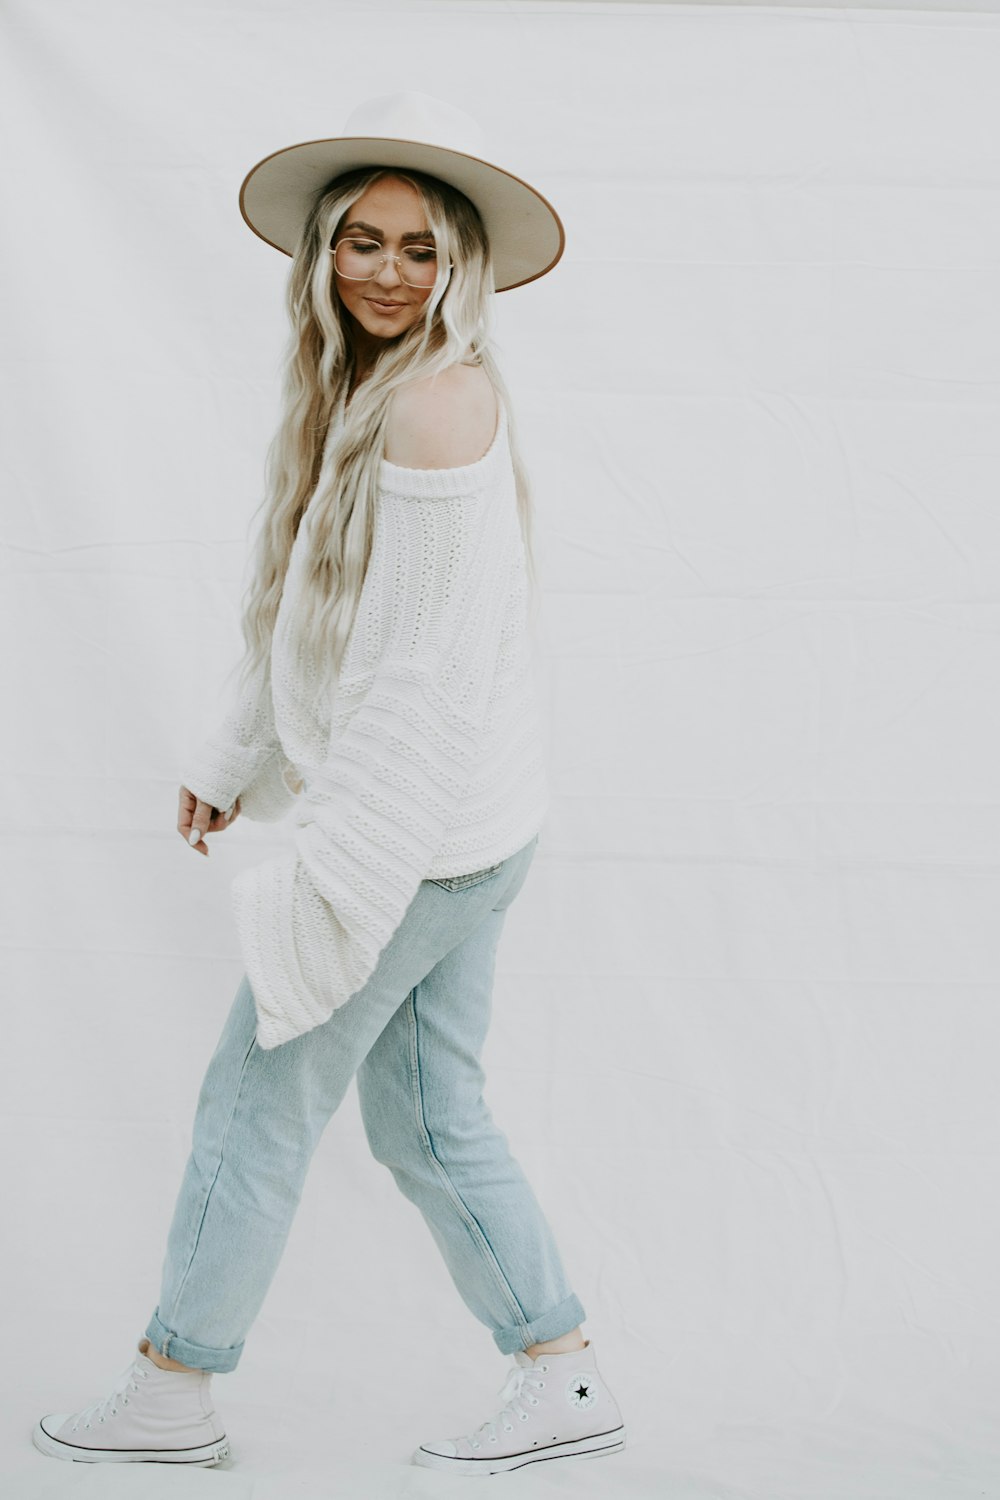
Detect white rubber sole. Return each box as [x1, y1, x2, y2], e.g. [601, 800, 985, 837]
[32, 1417, 231, 1466]
[412, 1423, 626, 1475]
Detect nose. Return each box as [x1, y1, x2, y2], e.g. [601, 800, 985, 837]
[374, 254, 403, 292]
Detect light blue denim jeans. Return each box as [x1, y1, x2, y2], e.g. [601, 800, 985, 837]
[144, 833, 585, 1373]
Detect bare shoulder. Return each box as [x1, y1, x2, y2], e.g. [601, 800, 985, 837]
[384, 363, 499, 469]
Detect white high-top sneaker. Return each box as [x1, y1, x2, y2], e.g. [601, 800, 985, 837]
[412, 1338, 626, 1475]
[32, 1338, 231, 1465]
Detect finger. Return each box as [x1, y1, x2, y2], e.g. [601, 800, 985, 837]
[210, 804, 233, 828]
[177, 785, 197, 834]
[212, 804, 237, 831]
[188, 799, 214, 847]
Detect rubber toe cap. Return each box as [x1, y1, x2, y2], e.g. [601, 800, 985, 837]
[419, 1438, 458, 1457]
[38, 1414, 70, 1439]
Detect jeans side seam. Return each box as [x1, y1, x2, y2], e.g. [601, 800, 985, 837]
[168, 1027, 259, 1334]
[405, 990, 531, 1340]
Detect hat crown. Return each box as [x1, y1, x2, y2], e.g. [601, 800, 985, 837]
[341, 91, 485, 159]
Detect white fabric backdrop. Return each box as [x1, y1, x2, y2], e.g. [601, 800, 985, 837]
[4, 1, 1000, 1495]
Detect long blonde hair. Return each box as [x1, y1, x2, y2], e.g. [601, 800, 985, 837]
[231, 165, 539, 713]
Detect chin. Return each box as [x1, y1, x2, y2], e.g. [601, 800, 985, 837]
[365, 315, 409, 335]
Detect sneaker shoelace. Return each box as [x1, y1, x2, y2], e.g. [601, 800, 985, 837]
[70, 1357, 150, 1432]
[464, 1360, 548, 1450]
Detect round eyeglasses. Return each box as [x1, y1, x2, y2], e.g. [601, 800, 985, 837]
[330, 237, 453, 290]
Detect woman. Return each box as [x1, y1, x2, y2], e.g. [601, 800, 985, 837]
[33, 92, 626, 1476]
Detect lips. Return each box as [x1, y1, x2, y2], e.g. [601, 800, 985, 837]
[367, 298, 405, 312]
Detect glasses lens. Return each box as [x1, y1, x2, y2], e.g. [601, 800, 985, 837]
[334, 239, 377, 280]
[398, 246, 439, 288]
[334, 239, 440, 288]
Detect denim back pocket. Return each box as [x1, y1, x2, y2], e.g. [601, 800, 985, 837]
[428, 861, 504, 892]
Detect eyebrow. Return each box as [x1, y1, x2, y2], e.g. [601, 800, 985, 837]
[341, 220, 434, 243]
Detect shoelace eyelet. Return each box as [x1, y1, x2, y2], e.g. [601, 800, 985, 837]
[489, 1435, 497, 1442]
[504, 1424, 513, 1433]
[519, 1412, 528, 1421]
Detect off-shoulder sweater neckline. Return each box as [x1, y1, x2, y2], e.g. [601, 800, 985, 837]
[332, 388, 509, 500]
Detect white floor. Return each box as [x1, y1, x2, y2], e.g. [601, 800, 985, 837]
[8, 1391, 1000, 1498]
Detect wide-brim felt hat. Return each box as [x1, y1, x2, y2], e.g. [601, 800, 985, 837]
[239, 91, 565, 293]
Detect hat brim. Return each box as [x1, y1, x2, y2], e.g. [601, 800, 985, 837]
[239, 136, 565, 293]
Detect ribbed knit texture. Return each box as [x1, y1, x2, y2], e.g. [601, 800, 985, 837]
[181, 393, 549, 1049]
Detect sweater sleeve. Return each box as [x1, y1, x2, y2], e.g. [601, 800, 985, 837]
[180, 663, 300, 824]
[230, 468, 513, 1050]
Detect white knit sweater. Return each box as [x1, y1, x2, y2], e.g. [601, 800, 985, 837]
[181, 394, 549, 1049]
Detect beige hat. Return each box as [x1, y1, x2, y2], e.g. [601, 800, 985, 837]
[238, 91, 565, 293]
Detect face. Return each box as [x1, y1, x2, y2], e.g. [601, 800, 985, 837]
[330, 176, 437, 353]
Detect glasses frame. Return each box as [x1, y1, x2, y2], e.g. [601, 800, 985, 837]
[329, 236, 454, 289]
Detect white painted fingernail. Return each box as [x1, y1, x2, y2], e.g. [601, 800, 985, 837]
[189, 828, 202, 846]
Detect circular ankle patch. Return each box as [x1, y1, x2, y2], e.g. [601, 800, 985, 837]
[565, 1373, 599, 1411]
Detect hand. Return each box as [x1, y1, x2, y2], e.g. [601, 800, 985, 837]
[178, 785, 241, 856]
